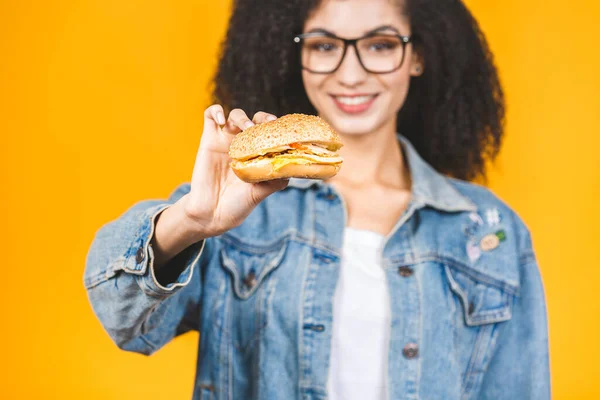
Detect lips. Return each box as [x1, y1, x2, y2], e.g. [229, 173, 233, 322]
[330, 94, 378, 114]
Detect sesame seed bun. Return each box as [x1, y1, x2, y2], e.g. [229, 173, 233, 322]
[228, 113, 343, 183]
[231, 159, 341, 183]
[228, 114, 343, 161]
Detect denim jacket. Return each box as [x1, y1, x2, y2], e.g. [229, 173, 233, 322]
[84, 136, 550, 400]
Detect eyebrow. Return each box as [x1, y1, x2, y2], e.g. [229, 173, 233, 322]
[305, 25, 402, 37]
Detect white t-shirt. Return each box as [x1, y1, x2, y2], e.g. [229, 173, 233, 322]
[327, 227, 390, 400]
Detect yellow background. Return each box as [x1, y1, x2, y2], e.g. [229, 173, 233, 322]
[1, 0, 598, 398]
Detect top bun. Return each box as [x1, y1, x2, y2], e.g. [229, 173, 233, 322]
[228, 113, 343, 160]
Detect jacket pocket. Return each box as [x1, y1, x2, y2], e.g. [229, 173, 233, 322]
[444, 263, 519, 399]
[219, 236, 288, 353]
[444, 264, 513, 326]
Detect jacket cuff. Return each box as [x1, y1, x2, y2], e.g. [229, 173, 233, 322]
[138, 238, 205, 297]
[122, 203, 205, 297]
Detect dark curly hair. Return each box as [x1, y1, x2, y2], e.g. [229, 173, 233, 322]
[213, 0, 505, 181]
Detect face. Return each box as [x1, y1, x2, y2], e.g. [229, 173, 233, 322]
[301, 0, 423, 137]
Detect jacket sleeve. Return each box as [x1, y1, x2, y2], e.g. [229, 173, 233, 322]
[83, 183, 211, 355]
[478, 231, 551, 399]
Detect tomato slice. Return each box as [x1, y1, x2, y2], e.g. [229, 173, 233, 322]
[290, 142, 305, 150]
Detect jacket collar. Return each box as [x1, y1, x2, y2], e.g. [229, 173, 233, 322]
[288, 134, 477, 213]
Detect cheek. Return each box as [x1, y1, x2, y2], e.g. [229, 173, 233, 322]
[301, 71, 325, 107]
[380, 71, 412, 112]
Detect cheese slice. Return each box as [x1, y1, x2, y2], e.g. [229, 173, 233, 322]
[272, 157, 312, 171]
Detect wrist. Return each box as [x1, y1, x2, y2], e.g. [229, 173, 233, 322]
[175, 194, 218, 244]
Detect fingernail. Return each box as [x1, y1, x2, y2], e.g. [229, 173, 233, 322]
[217, 112, 225, 125]
[266, 115, 277, 121]
[244, 121, 255, 129]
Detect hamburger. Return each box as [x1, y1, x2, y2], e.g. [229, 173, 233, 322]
[228, 113, 344, 183]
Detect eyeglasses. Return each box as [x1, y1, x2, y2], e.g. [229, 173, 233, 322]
[293, 31, 412, 74]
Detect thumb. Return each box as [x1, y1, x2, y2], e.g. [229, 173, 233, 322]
[249, 179, 289, 206]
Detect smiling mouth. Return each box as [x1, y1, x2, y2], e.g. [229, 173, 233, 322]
[331, 94, 379, 105]
[330, 94, 379, 114]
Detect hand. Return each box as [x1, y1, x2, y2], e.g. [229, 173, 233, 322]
[180, 105, 288, 238]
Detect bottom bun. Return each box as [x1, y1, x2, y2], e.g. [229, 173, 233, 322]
[231, 161, 341, 183]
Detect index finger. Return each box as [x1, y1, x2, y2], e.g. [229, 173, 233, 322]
[224, 108, 255, 135]
[200, 104, 236, 153]
[204, 104, 226, 126]
[252, 111, 278, 124]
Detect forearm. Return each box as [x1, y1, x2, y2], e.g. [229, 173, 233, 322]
[151, 196, 208, 272]
[83, 185, 207, 354]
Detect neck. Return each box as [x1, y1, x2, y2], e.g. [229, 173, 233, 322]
[328, 118, 411, 190]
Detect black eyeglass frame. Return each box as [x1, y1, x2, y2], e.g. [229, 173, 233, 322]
[293, 31, 412, 74]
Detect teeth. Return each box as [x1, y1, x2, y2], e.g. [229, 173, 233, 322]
[334, 95, 375, 106]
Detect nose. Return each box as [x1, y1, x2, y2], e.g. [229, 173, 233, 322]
[335, 45, 368, 87]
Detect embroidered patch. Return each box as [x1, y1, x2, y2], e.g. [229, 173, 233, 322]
[464, 225, 477, 238]
[467, 240, 482, 262]
[480, 234, 500, 251]
[480, 230, 506, 252]
[469, 212, 484, 226]
[496, 229, 507, 242]
[464, 212, 484, 239]
[485, 208, 501, 226]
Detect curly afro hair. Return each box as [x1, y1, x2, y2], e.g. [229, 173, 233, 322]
[213, 0, 505, 181]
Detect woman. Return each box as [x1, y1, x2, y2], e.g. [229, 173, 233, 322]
[84, 0, 550, 398]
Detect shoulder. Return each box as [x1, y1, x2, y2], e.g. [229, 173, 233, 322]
[447, 177, 534, 258]
[411, 177, 540, 301]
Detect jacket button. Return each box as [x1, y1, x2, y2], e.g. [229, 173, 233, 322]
[135, 247, 145, 263]
[468, 301, 475, 315]
[403, 343, 419, 359]
[398, 266, 413, 277]
[243, 271, 257, 289]
[325, 194, 336, 201]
